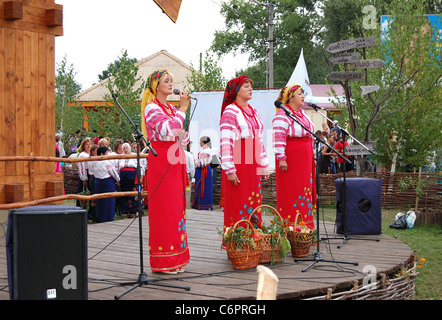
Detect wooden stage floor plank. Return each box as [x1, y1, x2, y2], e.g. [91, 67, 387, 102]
[0, 208, 414, 300]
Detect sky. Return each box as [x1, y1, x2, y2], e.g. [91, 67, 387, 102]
[55, 0, 250, 90]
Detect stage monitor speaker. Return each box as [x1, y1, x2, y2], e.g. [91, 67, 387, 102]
[7, 205, 88, 300]
[335, 177, 382, 235]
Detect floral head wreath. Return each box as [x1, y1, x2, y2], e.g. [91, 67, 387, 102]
[277, 84, 303, 105]
[140, 69, 170, 138]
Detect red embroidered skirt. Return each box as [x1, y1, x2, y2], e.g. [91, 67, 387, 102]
[147, 141, 190, 272]
[223, 138, 263, 230]
[275, 137, 316, 230]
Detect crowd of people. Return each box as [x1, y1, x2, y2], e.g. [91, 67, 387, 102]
[314, 124, 358, 175]
[57, 69, 357, 276]
[57, 136, 148, 224]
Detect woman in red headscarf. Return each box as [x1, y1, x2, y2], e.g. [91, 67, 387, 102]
[220, 75, 270, 232]
[272, 84, 316, 230]
[142, 69, 192, 274]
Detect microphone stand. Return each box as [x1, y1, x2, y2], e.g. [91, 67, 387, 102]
[276, 103, 358, 272]
[309, 104, 374, 156]
[112, 95, 190, 300]
[310, 105, 379, 248]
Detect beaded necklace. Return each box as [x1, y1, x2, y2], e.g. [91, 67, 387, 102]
[234, 101, 258, 129]
[154, 98, 176, 117]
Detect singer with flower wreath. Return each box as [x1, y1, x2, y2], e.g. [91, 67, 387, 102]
[272, 84, 316, 230]
[142, 69, 191, 275]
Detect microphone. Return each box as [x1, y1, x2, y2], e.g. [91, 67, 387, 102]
[173, 89, 197, 100]
[274, 100, 292, 114]
[307, 102, 326, 111]
[274, 100, 283, 108]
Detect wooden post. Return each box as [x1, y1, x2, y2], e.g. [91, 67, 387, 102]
[0, 0, 64, 204]
[28, 153, 35, 201]
[380, 273, 387, 289]
[268, 2, 274, 88]
[256, 265, 278, 300]
[415, 167, 421, 211]
[326, 288, 333, 300]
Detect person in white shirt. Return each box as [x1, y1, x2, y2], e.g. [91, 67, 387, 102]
[192, 136, 213, 211]
[88, 144, 98, 222]
[56, 133, 66, 157]
[77, 138, 92, 209]
[118, 143, 144, 218]
[94, 146, 120, 223]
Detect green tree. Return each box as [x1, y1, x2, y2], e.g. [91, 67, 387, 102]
[211, 0, 326, 87]
[324, 0, 441, 173]
[184, 50, 227, 131]
[185, 50, 226, 92]
[55, 55, 83, 151]
[88, 50, 144, 140]
[97, 56, 138, 82]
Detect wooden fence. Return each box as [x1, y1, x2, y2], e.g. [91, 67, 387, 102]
[315, 171, 442, 212]
[64, 167, 442, 216]
[4, 157, 440, 226]
[211, 169, 442, 226]
[0, 154, 147, 210]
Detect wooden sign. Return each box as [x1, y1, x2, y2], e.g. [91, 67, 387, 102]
[154, 0, 183, 23]
[329, 52, 360, 64]
[360, 85, 380, 96]
[345, 142, 376, 156]
[327, 72, 364, 81]
[349, 59, 386, 69]
[326, 36, 377, 54]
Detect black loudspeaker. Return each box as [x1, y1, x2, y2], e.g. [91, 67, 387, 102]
[335, 178, 382, 235]
[6, 205, 88, 300]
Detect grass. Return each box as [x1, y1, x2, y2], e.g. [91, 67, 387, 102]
[318, 205, 442, 300]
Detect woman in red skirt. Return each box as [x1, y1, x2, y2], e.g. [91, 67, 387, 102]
[142, 69, 192, 275]
[220, 75, 270, 232]
[272, 84, 316, 230]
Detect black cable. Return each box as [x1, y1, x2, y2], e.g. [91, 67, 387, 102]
[88, 147, 176, 261]
[318, 205, 365, 277]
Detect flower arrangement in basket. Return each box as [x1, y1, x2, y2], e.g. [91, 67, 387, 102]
[287, 213, 313, 257]
[250, 205, 290, 265]
[221, 220, 263, 270]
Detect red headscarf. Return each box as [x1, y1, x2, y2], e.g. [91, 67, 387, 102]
[221, 75, 250, 116]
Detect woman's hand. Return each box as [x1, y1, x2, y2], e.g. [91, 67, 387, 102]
[179, 90, 191, 114]
[261, 167, 270, 179]
[178, 129, 187, 141]
[278, 160, 288, 171]
[227, 172, 240, 186]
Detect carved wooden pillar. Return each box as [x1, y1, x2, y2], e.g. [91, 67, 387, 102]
[0, 0, 64, 204]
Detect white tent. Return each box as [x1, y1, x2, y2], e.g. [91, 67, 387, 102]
[188, 89, 280, 169]
[187, 50, 344, 170]
[285, 48, 313, 99]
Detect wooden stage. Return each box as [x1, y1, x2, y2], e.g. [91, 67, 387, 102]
[0, 208, 414, 300]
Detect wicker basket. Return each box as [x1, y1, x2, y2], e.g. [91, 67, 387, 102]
[249, 205, 287, 264]
[287, 213, 313, 257]
[225, 220, 263, 270]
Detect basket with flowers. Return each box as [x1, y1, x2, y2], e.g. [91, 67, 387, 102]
[287, 213, 313, 257]
[250, 205, 290, 265]
[222, 219, 263, 270]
